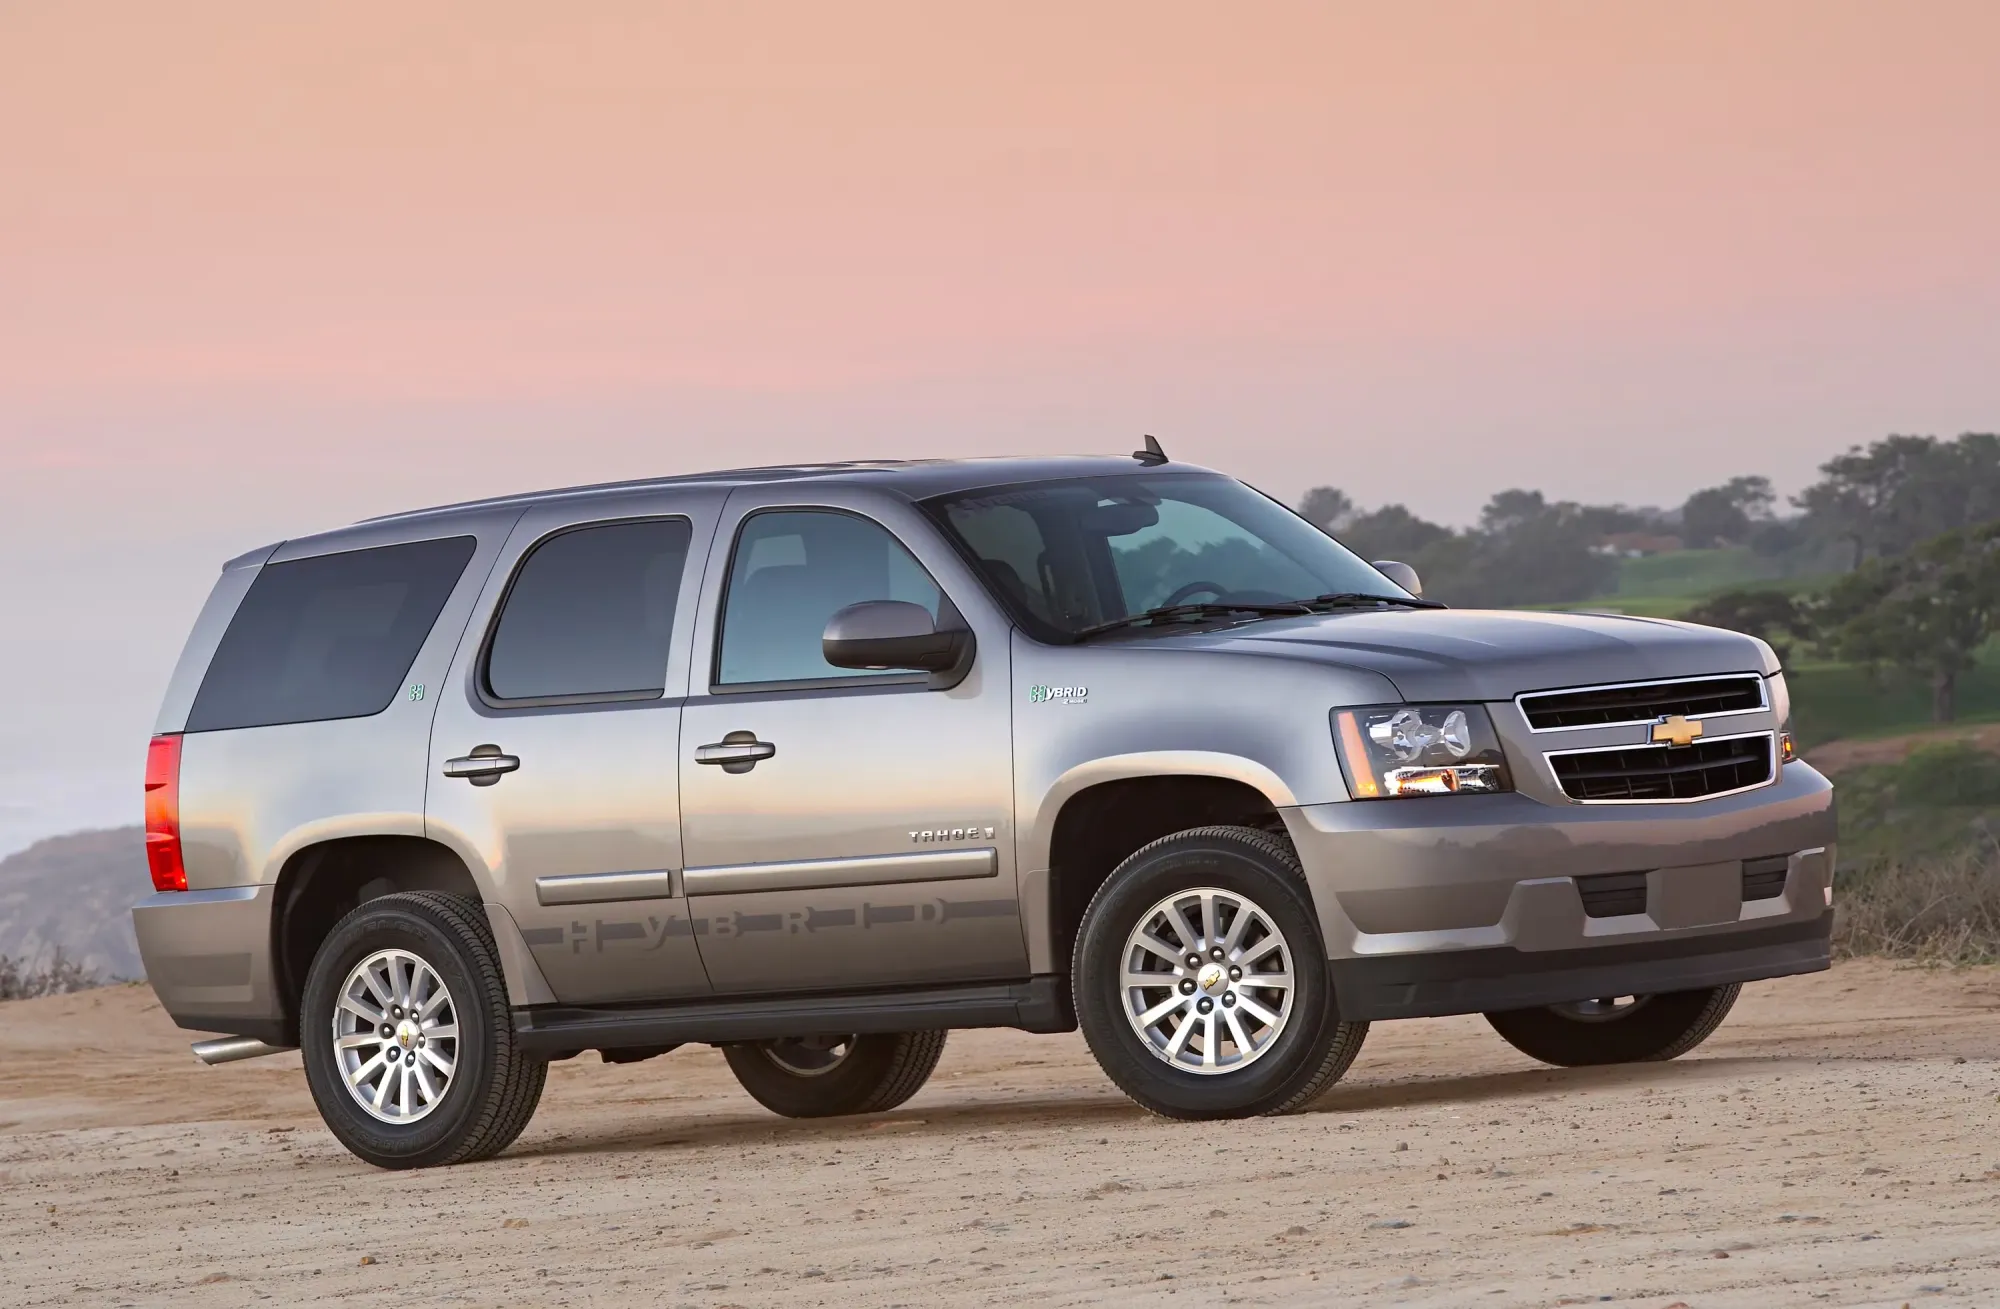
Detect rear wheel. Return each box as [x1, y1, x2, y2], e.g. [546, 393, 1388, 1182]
[1073, 825, 1368, 1120]
[300, 892, 545, 1169]
[723, 1030, 947, 1118]
[1484, 984, 1741, 1067]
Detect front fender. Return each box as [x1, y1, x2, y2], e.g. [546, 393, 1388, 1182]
[1020, 750, 1300, 876]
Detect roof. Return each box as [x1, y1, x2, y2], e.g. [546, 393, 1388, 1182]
[359, 453, 1191, 527]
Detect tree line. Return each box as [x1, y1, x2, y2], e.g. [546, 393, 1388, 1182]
[1299, 431, 2000, 722]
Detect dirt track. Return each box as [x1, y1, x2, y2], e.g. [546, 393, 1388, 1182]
[3, 961, 1998, 1308]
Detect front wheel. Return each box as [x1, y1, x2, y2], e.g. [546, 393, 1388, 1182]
[1484, 984, 1741, 1067]
[1073, 826, 1368, 1120]
[300, 892, 546, 1169]
[723, 1030, 947, 1118]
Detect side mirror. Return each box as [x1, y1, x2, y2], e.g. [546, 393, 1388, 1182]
[822, 600, 971, 673]
[1372, 560, 1423, 597]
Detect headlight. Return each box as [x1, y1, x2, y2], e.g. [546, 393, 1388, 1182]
[1332, 704, 1513, 798]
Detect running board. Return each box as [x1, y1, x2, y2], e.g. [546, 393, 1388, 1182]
[513, 975, 1073, 1057]
[191, 1036, 297, 1065]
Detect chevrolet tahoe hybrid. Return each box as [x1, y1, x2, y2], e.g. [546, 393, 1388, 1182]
[132, 449, 1835, 1169]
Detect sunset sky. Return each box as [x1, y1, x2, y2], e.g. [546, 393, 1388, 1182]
[2, 1, 1997, 852]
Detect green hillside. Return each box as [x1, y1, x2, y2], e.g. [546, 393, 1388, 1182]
[1609, 547, 1782, 600]
[1522, 547, 2000, 746]
[1789, 649, 2000, 747]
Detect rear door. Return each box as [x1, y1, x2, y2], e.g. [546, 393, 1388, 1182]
[426, 487, 722, 1004]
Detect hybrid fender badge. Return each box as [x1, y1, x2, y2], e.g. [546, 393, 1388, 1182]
[1650, 714, 1703, 748]
[1029, 684, 1088, 705]
[407, 684, 426, 703]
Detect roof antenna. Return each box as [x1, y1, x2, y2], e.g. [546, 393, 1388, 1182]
[1132, 433, 1168, 466]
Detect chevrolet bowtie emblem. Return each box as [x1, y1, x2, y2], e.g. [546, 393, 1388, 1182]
[1651, 714, 1704, 748]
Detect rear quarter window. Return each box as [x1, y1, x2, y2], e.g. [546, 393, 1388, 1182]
[482, 517, 693, 702]
[186, 536, 477, 732]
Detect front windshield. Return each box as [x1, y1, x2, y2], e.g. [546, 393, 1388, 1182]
[921, 472, 1411, 640]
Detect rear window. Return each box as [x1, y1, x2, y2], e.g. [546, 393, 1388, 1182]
[187, 536, 477, 732]
[483, 518, 692, 702]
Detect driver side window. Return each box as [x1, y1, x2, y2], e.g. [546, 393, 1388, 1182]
[716, 510, 943, 686]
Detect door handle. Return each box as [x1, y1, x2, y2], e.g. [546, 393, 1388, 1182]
[443, 745, 520, 787]
[695, 731, 776, 774]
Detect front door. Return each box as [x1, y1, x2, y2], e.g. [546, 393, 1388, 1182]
[679, 495, 1023, 994]
[426, 490, 720, 1004]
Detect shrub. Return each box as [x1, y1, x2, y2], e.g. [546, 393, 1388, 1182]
[1833, 848, 2000, 965]
[0, 949, 103, 1000]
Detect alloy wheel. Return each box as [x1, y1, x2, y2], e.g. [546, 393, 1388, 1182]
[759, 1034, 856, 1077]
[332, 948, 460, 1124]
[1119, 887, 1295, 1075]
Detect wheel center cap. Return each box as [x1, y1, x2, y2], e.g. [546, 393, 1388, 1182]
[1196, 963, 1227, 995]
[395, 1019, 420, 1049]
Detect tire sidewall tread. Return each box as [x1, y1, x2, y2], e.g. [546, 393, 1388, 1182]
[1484, 983, 1743, 1068]
[1072, 824, 1367, 1120]
[724, 1030, 948, 1119]
[300, 891, 543, 1169]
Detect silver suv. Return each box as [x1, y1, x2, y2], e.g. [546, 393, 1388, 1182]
[133, 450, 1834, 1169]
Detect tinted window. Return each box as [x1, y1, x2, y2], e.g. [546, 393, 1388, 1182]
[717, 511, 941, 685]
[485, 518, 692, 701]
[188, 536, 476, 732]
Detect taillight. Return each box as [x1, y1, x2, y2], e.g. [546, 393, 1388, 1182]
[145, 734, 186, 893]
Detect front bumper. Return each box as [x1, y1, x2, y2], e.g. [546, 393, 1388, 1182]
[131, 885, 287, 1042]
[1283, 761, 1837, 1019]
[1327, 914, 1829, 1021]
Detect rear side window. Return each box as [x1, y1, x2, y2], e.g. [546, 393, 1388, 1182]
[484, 518, 692, 702]
[188, 536, 477, 732]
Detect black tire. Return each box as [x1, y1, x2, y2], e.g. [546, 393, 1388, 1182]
[300, 891, 546, 1169]
[1485, 983, 1741, 1068]
[724, 1030, 947, 1118]
[1073, 825, 1368, 1120]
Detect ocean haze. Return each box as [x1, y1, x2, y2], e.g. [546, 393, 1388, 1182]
[4, 0, 1999, 851]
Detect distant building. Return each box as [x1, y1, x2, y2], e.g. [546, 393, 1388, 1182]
[1591, 532, 1684, 558]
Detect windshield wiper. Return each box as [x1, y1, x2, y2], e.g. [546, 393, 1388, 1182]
[1301, 591, 1447, 611]
[1069, 600, 1313, 641]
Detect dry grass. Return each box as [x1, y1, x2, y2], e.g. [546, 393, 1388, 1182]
[1833, 847, 2000, 964]
[0, 949, 103, 1000]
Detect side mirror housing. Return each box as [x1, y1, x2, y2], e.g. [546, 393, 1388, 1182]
[1372, 560, 1423, 597]
[822, 600, 971, 674]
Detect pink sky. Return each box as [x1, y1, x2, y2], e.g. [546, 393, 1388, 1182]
[1, 1, 1997, 850]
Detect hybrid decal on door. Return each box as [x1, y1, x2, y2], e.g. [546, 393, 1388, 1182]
[521, 897, 1019, 953]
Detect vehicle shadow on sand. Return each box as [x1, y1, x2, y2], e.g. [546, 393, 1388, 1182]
[509, 1091, 1148, 1160]
[506, 1054, 1801, 1161]
[1311, 1052, 1794, 1115]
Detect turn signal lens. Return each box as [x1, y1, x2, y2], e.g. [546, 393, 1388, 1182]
[1779, 731, 1798, 765]
[1334, 710, 1381, 798]
[144, 734, 186, 892]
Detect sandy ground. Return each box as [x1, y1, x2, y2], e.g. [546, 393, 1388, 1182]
[3, 962, 1998, 1308]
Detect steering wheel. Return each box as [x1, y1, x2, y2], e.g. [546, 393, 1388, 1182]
[1161, 580, 1229, 607]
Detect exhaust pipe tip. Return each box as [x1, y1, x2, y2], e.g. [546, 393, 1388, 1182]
[191, 1036, 296, 1066]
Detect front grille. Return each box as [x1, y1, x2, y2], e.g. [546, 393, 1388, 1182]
[1550, 732, 1775, 803]
[1742, 855, 1790, 901]
[1577, 871, 1648, 918]
[1520, 675, 1765, 730]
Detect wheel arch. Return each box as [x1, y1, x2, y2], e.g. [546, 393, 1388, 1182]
[270, 834, 504, 1045]
[1024, 757, 1294, 976]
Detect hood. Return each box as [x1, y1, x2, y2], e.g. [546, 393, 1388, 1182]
[1164, 608, 1774, 702]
